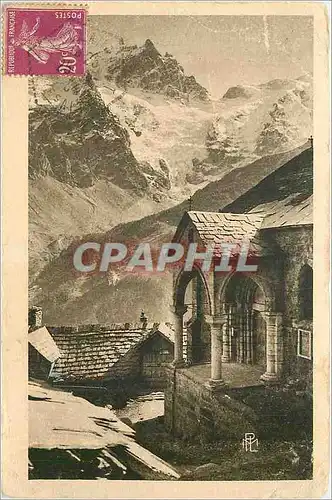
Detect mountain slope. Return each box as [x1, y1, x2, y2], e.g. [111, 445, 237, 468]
[29, 70, 312, 276]
[29, 177, 169, 281]
[29, 75, 177, 278]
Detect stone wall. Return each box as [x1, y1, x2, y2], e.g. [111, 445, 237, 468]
[140, 335, 174, 383]
[273, 226, 313, 319]
[28, 344, 52, 380]
[164, 366, 258, 441]
[273, 226, 313, 387]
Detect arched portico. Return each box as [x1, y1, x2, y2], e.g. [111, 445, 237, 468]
[218, 272, 283, 382]
[172, 266, 225, 387]
[172, 266, 213, 366]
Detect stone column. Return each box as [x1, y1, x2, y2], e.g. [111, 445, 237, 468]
[206, 318, 226, 390]
[221, 311, 230, 362]
[246, 308, 253, 364]
[261, 312, 283, 383]
[171, 305, 186, 367]
[210, 323, 222, 380]
[239, 310, 245, 363]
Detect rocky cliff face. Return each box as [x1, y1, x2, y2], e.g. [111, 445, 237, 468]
[29, 75, 170, 194]
[91, 38, 209, 102]
[28, 73, 174, 280]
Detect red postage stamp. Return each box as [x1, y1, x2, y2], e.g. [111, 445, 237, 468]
[4, 7, 86, 76]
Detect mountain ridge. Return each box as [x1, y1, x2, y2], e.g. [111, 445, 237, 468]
[90, 37, 210, 103]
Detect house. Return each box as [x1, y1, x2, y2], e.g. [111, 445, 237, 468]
[28, 306, 174, 385]
[28, 322, 173, 389]
[27, 317, 179, 479]
[165, 142, 313, 439]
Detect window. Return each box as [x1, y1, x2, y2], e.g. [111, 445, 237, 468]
[298, 264, 313, 320]
[297, 329, 312, 360]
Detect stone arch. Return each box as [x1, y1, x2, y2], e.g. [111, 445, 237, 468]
[225, 274, 265, 306]
[219, 273, 269, 367]
[217, 270, 275, 314]
[173, 265, 213, 365]
[173, 265, 213, 316]
[217, 271, 283, 381]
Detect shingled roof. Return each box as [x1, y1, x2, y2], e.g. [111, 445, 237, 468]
[221, 146, 313, 229]
[247, 194, 312, 229]
[48, 323, 174, 381]
[172, 211, 269, 256]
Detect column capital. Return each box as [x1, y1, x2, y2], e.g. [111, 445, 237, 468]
[263, 311, 283, 327]
[204, 315, 225, 327]
[212, 313, 228, 326]
[203, 314, 212, 325]
[264, 311, 283, 319]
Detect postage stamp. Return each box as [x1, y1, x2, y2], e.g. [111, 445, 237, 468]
[4, 7, 86, 75]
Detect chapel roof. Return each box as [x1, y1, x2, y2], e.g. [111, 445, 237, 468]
[246, 194, 312, 229]
[172, 211, 270, 256]
[173, 146, 313, 248]
[221, 146, 313, 229]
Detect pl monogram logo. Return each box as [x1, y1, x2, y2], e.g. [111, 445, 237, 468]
[242, 433, 259, 453]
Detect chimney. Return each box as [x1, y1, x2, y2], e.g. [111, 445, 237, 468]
[28, 306, 43, 330]
[140, 310, 148, 329]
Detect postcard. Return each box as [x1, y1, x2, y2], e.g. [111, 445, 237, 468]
[1, 1, 330, 498]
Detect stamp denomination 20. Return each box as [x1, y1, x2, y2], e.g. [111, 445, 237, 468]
[4, 8, 86, 76]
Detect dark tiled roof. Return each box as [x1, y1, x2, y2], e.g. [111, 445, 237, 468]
[48, 323, 173, 380]
[221, 147, 313, 229]
[247, 195, 312, 229]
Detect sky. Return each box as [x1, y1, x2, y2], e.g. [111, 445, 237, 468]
[90, 15, 313, 98]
